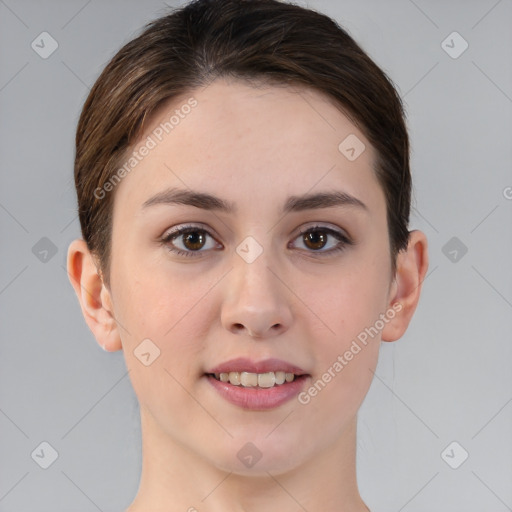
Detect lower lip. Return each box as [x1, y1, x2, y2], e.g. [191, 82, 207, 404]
[205, 374, 310, 410]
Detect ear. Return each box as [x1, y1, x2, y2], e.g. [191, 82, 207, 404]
[381, 230, 429, 342]
[66, 239, 122, 352]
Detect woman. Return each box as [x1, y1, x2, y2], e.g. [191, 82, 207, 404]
[67, 1, 428, 510]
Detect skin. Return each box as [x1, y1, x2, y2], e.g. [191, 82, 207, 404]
[67, 77, 428, 512]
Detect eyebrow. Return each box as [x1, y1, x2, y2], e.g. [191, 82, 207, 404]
[141, 187, 368, 214]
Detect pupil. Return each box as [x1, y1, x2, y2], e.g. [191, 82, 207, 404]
[305, 231, 326, 250]
[184, 232, 204, 250]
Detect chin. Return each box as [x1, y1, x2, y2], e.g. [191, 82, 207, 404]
[203, 433, 310, 476]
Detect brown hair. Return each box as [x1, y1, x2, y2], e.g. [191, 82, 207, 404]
[74, 0, 411, 288]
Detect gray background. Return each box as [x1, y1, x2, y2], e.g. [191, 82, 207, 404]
[1, 0, 511, 510]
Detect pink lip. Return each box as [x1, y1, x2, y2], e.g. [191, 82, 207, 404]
[205, 357, 310, 410]
[207, 357, 307, 375]
[205, 374, 310, 410]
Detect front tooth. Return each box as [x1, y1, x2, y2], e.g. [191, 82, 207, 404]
[258, 372, 276, 388]
[275, 371, 286, 385]
[228, 372, 241, 385]
[285, 372, 295, 382]
[219, 373, 229, 382]
[240, 372, 258, 387]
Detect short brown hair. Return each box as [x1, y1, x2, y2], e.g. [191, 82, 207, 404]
[74, 0, 411, 288]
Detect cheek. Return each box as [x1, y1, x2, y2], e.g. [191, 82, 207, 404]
[112, 260, 217, 372]
[301, 256, 388, 400]
[308, 263, 388, 344]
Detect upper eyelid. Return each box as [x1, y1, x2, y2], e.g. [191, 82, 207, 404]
[163, 223, 351, 246]
[163, 222, 348, 239]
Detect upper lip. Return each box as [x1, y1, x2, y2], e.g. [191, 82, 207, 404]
[207, 357, 308, 375]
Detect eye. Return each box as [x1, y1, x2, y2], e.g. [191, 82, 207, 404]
[290, 225, 353, 256]
[161, 224, 221, 257]
[161, 223, 353, 259]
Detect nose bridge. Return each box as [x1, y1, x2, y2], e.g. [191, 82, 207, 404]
[221, 235, 292, 337]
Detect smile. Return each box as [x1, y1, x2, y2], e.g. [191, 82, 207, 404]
[208, 371, 297, 388]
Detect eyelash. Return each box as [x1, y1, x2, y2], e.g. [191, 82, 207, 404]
[160, 223, 353, 258]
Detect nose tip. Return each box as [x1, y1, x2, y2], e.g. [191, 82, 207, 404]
[221, 256, 293, 339]
[231, 321, 285, 338]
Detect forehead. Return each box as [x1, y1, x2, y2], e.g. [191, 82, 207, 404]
[112, 77, 384, 218]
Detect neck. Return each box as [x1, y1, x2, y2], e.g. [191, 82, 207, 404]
[126, 410, 370, 512]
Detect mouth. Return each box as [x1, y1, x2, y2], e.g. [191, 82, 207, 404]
[205, 370, 308, 388]
[204, 358, 311, 410]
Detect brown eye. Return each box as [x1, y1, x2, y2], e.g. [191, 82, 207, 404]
[303, 231, 328, 250]
[182, 231, 207, 251]
[162, 226, 220, 257]
[291, 226, 352, 257]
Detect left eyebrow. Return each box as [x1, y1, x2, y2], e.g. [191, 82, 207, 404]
[141, 187, 368, 214]
[283, 191, 367, 214]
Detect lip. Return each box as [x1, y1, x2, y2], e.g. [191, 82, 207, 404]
[207, 357, 308, 375]
[205, 357, 310, 410]
[205, 374, 310, 410]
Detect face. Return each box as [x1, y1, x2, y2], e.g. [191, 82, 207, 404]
[107, 78, 395, 474]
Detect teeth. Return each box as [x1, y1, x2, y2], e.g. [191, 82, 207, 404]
[214, 371, 297, 387]
[240, 372, 258, 387]
[229, 372, 241, 385]
[275, 371, 286, 385]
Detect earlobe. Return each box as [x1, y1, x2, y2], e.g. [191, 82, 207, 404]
[381, 230, 429, 342]
[66, 239, 122, 352]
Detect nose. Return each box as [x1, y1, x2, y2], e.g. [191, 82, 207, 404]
[220, 246, 293, 339]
